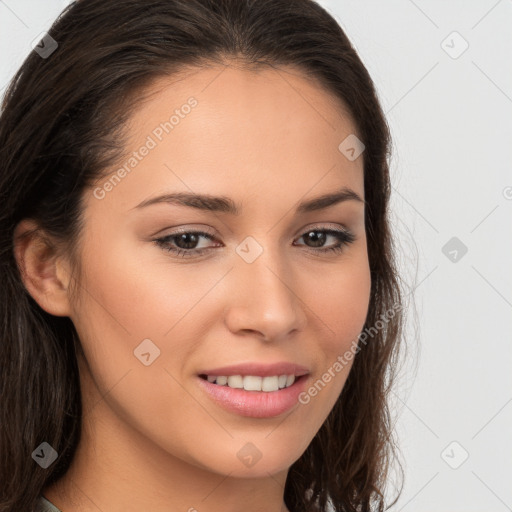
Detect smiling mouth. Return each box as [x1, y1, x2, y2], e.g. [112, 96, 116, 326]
[198, 373, 304, 392]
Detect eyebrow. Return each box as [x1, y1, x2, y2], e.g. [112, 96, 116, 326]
[133, 186, 364, 215]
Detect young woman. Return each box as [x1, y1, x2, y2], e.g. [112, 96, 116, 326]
[0, 1, 405, 511]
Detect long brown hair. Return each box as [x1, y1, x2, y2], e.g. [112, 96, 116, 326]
[0, 1, 405, 510]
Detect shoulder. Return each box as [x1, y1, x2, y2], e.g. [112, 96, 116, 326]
[35, 496, 62, 512]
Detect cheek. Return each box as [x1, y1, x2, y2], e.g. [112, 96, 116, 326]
[73, 229, 209, 340]
[307, 250, 371, 348]
[297, 251, 371, 409]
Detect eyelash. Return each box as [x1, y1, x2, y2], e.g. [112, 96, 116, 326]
[154, 227, 356, 259]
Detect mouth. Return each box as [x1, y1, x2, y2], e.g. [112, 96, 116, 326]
[196, 373, 310, 418]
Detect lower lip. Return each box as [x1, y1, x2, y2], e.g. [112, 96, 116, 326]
[197, 375, 309, 418]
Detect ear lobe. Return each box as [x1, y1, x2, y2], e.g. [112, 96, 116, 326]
[13, 219, 73, 317]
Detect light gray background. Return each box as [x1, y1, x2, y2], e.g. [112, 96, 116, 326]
[1, 1, 511, 511]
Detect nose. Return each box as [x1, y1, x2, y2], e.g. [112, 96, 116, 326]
[223, 245, 308, 342]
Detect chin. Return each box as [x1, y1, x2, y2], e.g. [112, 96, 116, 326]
[193, 445, 298, 479]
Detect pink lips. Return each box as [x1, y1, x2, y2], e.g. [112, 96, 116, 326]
[196, 361, 311, 418]
[197, 374, 309, 418]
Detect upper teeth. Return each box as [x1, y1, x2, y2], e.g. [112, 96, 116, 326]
[206, 374, 296, 392]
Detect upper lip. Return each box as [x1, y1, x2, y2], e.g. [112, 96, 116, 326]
[198, 362, 310, 378]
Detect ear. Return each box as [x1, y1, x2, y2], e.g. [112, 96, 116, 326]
[13, 219, 74, 317]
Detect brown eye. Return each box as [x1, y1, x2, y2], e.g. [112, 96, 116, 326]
[155, 230, 219, 258]
[295, 228, 356, 254]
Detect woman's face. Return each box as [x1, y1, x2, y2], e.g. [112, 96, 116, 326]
[66, 64, 371, 478]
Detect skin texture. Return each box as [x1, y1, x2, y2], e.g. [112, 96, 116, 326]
[14, 63, 371, 512]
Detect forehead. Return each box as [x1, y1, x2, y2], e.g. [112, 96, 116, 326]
[89, 63, 364, 217]
[129, 63, 358, 145]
